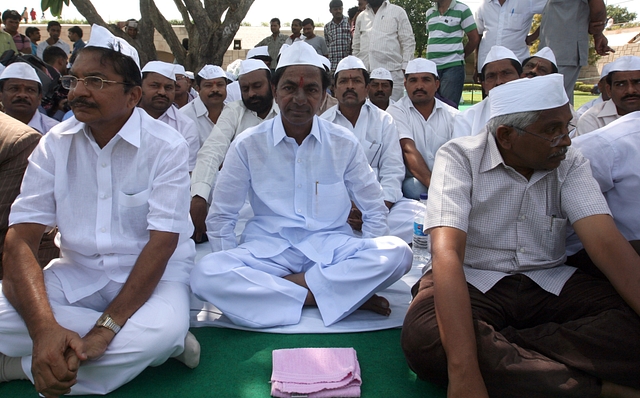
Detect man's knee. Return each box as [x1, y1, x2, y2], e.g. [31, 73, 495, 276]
[401, 286, 448, 385]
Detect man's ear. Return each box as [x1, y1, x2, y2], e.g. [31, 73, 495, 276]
[495, 125, 516, 150]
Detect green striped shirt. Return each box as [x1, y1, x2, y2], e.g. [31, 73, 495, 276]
[426, 0, 477, 70]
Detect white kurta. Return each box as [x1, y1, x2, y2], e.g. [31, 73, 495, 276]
[191, 115, 412, 328]
[452, 97, 491, 138]
[190, 100, 279, 203]
[1, 108, 195, 394]
[321, 100, 420, 243]
[27, 110, 59, 134]
[157, 105, 200, 171]
[179, 95, 221, 147]
[575, 99, 620, 136]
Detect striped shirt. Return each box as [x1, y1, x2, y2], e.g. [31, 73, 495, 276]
[426, 0, 477, 70]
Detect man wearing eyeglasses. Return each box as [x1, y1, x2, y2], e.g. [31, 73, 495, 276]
[0, 25, 199, 396]
[402, 74, 640, 398]
[0, 62, 58, 134]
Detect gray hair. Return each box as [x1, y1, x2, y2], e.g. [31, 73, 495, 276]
[486, 110, 542, 137]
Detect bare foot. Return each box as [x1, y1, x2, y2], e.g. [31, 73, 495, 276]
[359, 294, 391, 316]
[601, 381, 640, 398]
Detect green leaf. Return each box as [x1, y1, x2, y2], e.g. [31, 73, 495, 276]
[41, 0, 50, 12]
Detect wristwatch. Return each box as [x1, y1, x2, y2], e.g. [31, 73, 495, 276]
[95, 313, 122, 334]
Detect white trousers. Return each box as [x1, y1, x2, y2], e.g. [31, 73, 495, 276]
[191, 235, 412, 328]
[390, 70, 406, 101]
[0, 271, 190, 395]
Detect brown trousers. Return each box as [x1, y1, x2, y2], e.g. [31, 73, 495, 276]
[401, 270, 640, 398]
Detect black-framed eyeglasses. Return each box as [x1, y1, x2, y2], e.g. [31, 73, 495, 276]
[60, 75, 129, 91]
[511, 124, 575, 147]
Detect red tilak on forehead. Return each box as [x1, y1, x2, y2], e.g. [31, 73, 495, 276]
[299, 76, 304, 88]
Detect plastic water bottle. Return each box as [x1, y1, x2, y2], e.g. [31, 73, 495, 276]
[413, 192, 431, 265]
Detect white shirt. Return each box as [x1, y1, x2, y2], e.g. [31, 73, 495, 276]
[28, 110, 59, 134]
[353, 0, 416, 72]
[427, 131, 610, 295]
[206, 115, 389, 260]
[36, 39, 70, 59]
[225, 81, 241, 103]
[9, 108, 195, 303]
[179, 95, 222, 147]
[475, 0, 547, 71]
[191, 100, 279, 202]
[321, 100, 404, 203]
[576, 95, 603, 117]
[575, 99, 621, 136]
[452, 97, 491, 138]
[387, 96, 459, 172]
[569, 112, 640, 252]
[157, 105, 200, 171]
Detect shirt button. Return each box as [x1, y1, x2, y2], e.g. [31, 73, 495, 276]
[297, 184, 301, 188]
[100, 193, 106, 199]
[297, 209, 302, 213]
[297, 159, 302, 163]
[519, 215, 526, 221]
[102, 163, 107, 168]
[101, 227, 106, 233]
[520, 247, 526, 253]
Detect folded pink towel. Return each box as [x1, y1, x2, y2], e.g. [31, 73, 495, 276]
[271, 347, 361, 398]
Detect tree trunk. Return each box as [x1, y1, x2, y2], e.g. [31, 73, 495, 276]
[69, 0, 254, 71]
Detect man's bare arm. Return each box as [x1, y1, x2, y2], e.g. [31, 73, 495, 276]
[431, 226, 489, 398]
[400, 138, 432, 188]
[80, 230, 179, 360]
[464, 29, 481, 59]
[3, 223, 84, 396]
[574, 214, 640, 316]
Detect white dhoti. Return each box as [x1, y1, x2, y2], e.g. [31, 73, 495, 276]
[0, 271, 190, 395]
[191, 235, 412, 328]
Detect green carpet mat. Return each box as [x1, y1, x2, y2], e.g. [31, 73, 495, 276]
[0, 327, 446, 397]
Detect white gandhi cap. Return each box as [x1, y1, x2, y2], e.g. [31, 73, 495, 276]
[334, 55, 366, 76]
[276, 41, 324, 70]
[489, 74, 568, 119]
[529, 47, 557, 68]
[141, 61, 177, 81]
[607, 55, 640, 74]
[0, 62, 41, 84]
[85, 24, 140, 69]
[238, 59, 270, 77]
[481, 45, 519, 71]
[198, 65, 227, 80]
[405, 58, 438, 77]
[370, 67, 393, 81]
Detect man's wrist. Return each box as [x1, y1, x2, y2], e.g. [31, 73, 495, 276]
[95, 313, 121, 334]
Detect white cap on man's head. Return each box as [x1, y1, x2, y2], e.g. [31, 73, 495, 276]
[0, 62, 41, 84]
[319, 56, 331, 72]
[238, 59, 270, 77]
[600, 62, 612, 79]
[173, 64, 187, 77]
[276, 41, 324, 70]
[529, 47, 557, 68]
[0, 64, 5, 75]
[489, 74, 568, 119]
[85, 24, 140, 68]
[141, 61, 177, 81]
[405, 58, 438, 77]
[185, 71, 194, 80]
[278, 44, 290, 58]
[370, 67, 393, 81]
[607, 55, 640, 74]
[198, 65, 227, 81]
[247, 46, 271, 60]
[482, 46, 519, 71]
[334, 55, 366, 76]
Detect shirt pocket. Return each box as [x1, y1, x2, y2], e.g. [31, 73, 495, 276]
[312, 181, 350, 222]
[505, 12, 527, 31]
[540, 214, 567, 260]
[118, 189, 150, 237]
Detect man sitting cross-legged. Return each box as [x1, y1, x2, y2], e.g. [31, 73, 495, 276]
[401, 74, 640, 398]
[0, 25, 199, 396]
[191, 41, 412, 329]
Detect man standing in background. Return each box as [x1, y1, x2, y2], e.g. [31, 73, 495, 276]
[36, 21, 70, 60]
[256, 18, 289, 70]
[353, 0, 415, 101]
[325, 0, 352, 76]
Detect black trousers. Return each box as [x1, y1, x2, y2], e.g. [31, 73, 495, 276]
[401, 269, 640, 398]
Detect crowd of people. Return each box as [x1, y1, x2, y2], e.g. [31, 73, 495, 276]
[1, 0, 640, 397]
